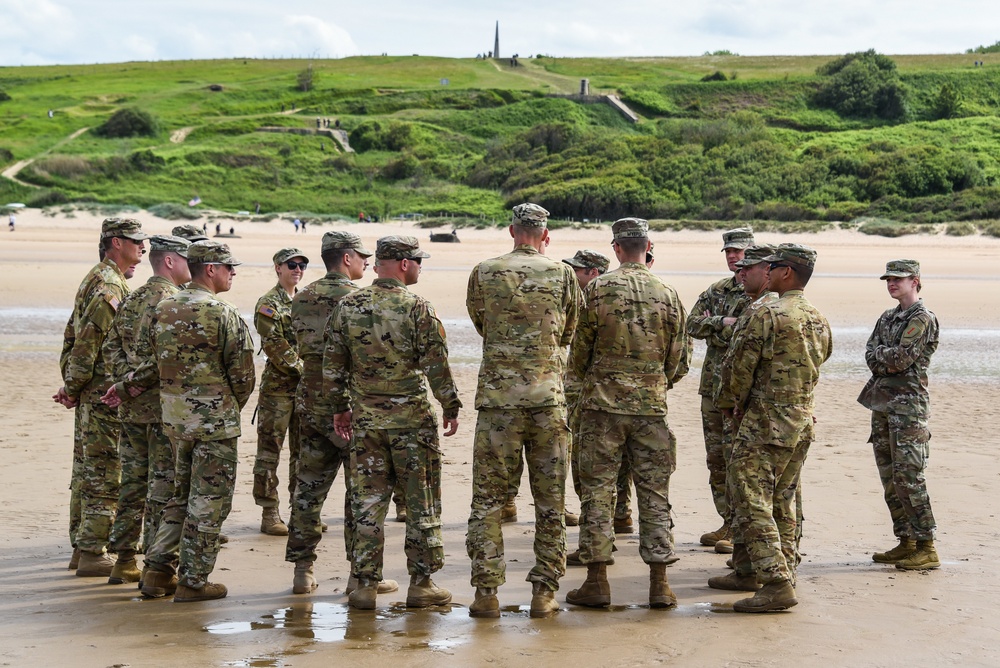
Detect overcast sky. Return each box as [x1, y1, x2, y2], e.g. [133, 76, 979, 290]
[1, 1, 996, 66]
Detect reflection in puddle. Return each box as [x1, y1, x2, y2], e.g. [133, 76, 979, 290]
[222, 658, 284, 668]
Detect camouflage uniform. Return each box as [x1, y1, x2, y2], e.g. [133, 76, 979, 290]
[104, 236, 190, 556]
[325, 237, 461, 583]
[571, 219, 691, 565]
[725, 244, 832, 586]
[285, 232, 370, 566]
[858, 260, 939, 542]
[144, 242, 256, 589]
[466, 204, 581, 592]
[253, 269, 304, 510]
[686, 228, 753, 525]
[60, 219, 147, 555]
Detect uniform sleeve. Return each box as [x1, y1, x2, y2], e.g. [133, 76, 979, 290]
[415, 302, 462, 420]
[864, 315, 890, 376]
[872, 313, 935, 375]
[223, 309, 257, 410]
[124, 307, 160, 394]
[665, 291, 691, 388]
[686, 284, 737, 348]
[466, 267, 485, 337]
[63, 289, 119, 399]
[255, 299, 303, 377]
[727, 307, 770, 411]
[569, 282, 597, 380]
[560, 267, 582, 348]
[322, 304, 352, 414]
[59, 313, 75, 378]
[102, 311, 129, 396]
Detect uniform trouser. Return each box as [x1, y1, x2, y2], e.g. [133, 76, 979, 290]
[577, 410, 676, 564]
[75, 402, 122, 554]
[700, 395, 729, 522]
[285, 416, 353, 564]
[467, 407, 568, 591]
[254, 393, 299, 508]
[730, 438, 808, 585]
[870, 411, 936, 541]
[109, 421, 175, 555]
[146, 436, 237, 589]
[350, 421, 444, 582]
[69, 408, 84, 547]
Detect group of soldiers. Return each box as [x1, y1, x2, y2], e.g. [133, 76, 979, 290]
[54, 203, 939, 614]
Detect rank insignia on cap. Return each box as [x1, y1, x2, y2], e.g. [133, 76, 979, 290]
[258, 305, 276, 319]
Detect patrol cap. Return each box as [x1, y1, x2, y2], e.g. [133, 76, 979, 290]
[721, 227, 755, 251]
[171, 224, 209, 242]
[148, 234, 191, 257]
[763, 243, 817, 269]
[273, 247, 309, 265]
[187, 240, 242, 266]
[612, 217, 649, 240]
[322, 231, 372, 257]
[376, 235, 431, 261]
[735, 244, 775, 268]
[101, 217, 149, 241]
[880, 259, 920, 280]
[511, 203, 549, 228]
[563, 250, 610, 272]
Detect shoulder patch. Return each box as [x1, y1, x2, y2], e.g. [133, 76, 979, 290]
[105, 293, 120, 311]
[258, 305, 277, 319]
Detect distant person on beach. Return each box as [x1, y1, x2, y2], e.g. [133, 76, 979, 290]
[8, 212, 14, 231]
[858, 260, 941, 571]
[294, 219, 301, 233]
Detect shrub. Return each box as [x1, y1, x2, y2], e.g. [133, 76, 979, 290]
[0, 89, 10, 102]
[27, 190, 70, 207]
[932, 83, 963, 120]
[945, 221, 976, 236]
[94, 108, 160, 138]
[148, 203, 202, 220]
[701, 71, 728, 82]
[815, 50, 908, 120]
[0, 147, 12, 162]
[855, 217, 923, 237]
[980, 220, 1000, 237]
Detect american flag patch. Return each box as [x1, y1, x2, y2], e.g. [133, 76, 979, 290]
[106, 294, 120, 311]
[258, 305, 276, 318]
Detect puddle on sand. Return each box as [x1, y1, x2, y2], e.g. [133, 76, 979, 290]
[222, 658, 284, 668]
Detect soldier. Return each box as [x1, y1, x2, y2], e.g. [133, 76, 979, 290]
[100, 235, 191, 585]
[285, 231, 397, 597]
[465, 203, 581, 619]
[53, 217, 148, 577]
[327, 236, 461, 610]
[171, 224, 209, 243]
[253, 247, 308, 536]
[566, 218, 690, 609]
[710, 243, 832, 613]
[141, 241, 256, 602]
[858, 260, 940, 570]
[686, 227, 754, 551]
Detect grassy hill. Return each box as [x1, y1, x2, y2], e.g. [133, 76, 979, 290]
[2, 53, 1000, 232]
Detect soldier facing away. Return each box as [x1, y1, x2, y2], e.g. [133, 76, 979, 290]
[858, 259, 940, 571]
[326, 236, 461, 610]
[141, 241, 256, 602]
[54, 217, 149, 577]
[465, 203, 581, 619]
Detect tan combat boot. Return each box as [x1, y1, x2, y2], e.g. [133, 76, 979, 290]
[700, 523, 729, 547]
[141, 570, 179, 598]
[395, 503, 407, 523]
[733, 580, 797, 613]
[872, 538, 917, 564]
[260, 507, 289, 536]
[406, 575, 452, 608]
[895, 540, 941, 570]
[566, 562, 611, 608]
[346, 575, 399, 594]
[108, 554, 142, 585]
[613, 514, 634, 534]
[708, 572, 760, 591]
[715, 539, 734, 554]
[76, 551, 115, 577]
[68, 547, 81, 570]
[469, 587, 500, 618]
[530, 581, 560, 618]
[174, 582, 228, 602]
[565, 511, 580, 527]
[500, 498, 517, 524]
[348, 580, 378, 610]
[649, 563, 677, 608]
[293, 561, 318, 594]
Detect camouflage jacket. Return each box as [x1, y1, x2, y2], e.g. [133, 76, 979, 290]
[103, 276, 178, 424]
[686, 275, 751, 396]
[154, 284, 256, 440]
[570, 262, 691, 416]
[254, 283, 302, 396]
[714, 291, 779, 409]
[324, 277, 461, 430]
[291, 271, 359, 425]
[467, 245, 581, 409]
[60, 258, 130, 411]
[726, 290, 833, 447]
[857, 299, 938, 418]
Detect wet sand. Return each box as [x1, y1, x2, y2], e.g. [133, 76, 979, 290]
[1, 211, 999, 667]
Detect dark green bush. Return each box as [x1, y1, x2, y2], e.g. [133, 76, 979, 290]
[148, 203, 202, 220]
[815, 50, 908, 120]
[701, 71, 728, 82]
[0, 89, 10, 102]
[94, 107, 160, 138]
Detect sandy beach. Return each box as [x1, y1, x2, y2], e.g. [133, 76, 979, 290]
[1, 210, 998, 667]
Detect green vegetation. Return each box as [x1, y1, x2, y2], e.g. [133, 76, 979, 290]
[1, 52, 1000, 234]
[967, 40, 1000, 54]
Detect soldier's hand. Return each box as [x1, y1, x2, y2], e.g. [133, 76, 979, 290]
[101, 385, 123, 408]
[127, 385, 143, 398]
[442, 416, 459, 437]
[722, 317, 737, 326]
[53, 386, 77, 409]
[334, 411, 353, 442]
[721, 407, 735, 421]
